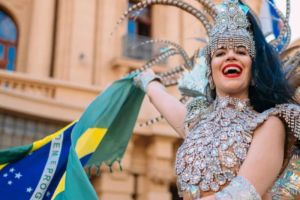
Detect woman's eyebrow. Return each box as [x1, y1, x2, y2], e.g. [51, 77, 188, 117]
[216, 47, 226, 51]
[236, 46, 247, 49]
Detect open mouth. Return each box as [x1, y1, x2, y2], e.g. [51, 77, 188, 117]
[222, 64, 242, 78]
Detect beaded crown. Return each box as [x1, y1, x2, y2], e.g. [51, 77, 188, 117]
[118, 0, 292, 72]
[119, 2, 300, 197]
[208, 0, 256, 58]
[119, 0, 299, 121]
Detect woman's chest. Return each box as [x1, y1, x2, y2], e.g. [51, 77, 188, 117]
[176, 108, 260, 196]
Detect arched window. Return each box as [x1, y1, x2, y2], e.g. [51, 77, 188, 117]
[0, 10, 17, 71]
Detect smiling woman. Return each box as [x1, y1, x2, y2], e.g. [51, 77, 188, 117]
[210, 47, 252, 99]
[131, 0, 300, 199]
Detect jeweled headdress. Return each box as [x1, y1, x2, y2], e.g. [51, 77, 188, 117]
[117, 0, 291, 63]
[117, 0, 296, 90]
[117, 0, 299, 113]
[118, 1, 300, 198]
[208, 0, 256, 58]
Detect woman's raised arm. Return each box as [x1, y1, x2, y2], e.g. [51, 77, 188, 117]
[135, 70, 187, 138]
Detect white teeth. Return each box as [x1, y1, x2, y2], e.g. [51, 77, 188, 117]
[224, 66, 241, 74]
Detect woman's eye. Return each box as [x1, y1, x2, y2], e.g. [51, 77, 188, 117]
[215, 51, 225, 57]
[237, 50, 247, 55]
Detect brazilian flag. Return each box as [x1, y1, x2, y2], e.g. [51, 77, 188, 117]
[0, 74, 144, 200]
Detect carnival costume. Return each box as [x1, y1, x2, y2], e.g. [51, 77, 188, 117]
[124, 0, 300, 199]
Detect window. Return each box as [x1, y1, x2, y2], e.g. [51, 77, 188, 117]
[128, 0, 152, 37]
[123, 1, 153, 60]
[0, 44, 4, 59]
[0, 10, 17, 71]
[7, 46, 16, 71]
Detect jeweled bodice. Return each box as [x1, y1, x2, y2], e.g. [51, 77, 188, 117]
[175, 96, 263, 197]
[175, 96, 300, 199]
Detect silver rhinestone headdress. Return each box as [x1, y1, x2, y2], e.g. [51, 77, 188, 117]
[119, 0, 298, 99]
[208, 0, 256, 58]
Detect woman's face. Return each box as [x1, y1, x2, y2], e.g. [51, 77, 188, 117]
[211, 46, 252, 99]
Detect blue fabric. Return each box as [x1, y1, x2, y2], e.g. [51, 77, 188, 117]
[268, 0, 280, 38]
[0, 123, 93, 200]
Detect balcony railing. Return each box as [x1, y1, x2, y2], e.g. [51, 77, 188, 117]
[0, 75, 56, 99]
[122, 34, 166, 63]
[0, 70, 100, 121]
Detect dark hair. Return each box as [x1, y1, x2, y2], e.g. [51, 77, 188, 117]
[246, 12, 297, 112]
[205, 5, 297, 111]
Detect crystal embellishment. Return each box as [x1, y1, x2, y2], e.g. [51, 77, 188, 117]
[209, 0, 256, 58]
[176, 96, 257, 193]
[176, 96, 300, 196]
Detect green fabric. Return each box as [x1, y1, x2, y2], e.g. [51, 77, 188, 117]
[70, 75, 137, 142]
[55, 149, 99, 200]
[87, 80, 144, 167]
[54, 73, 145, 199]
[0, 144, 32, 164]
[0, 73, 144, 199]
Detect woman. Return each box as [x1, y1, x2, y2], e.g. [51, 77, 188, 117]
[133, 0, 299, 199]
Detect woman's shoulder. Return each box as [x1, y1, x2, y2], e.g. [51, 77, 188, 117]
[258, 103, 299, 123]
[252, 103, 300, 139]
[259, 115, 284, 128]
[253, 115, 285, 137]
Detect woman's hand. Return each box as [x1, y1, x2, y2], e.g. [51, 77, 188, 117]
[133, 69, 162, 93]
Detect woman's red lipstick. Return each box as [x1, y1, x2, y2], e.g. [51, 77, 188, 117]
[222, 64, 242, 78]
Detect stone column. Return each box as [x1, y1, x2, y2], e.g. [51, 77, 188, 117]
[52, 0, 73, 81]
[93, 0, 127, 86]
[92, 140, 135, 200]
[144, 136, 175, 200]
[26, 0, 55, 77]
[93, 171, 135, 200]
[180, 1, 207, 56]
[152, 5, 181, 65]
[53, 0, 97, 85]
[152, 6, 180, 41]
[68, 0, 96, 84]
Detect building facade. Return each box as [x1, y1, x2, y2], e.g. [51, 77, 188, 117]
[0, 0, 298, 200]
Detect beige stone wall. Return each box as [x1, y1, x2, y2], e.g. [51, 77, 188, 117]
[53, 0, 128, 85]
[0, 0, 283, 200]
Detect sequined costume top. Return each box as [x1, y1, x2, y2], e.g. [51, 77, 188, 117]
[175, 96, 300, 199]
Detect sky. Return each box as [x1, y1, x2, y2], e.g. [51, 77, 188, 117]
[276, 0, 300, 42]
